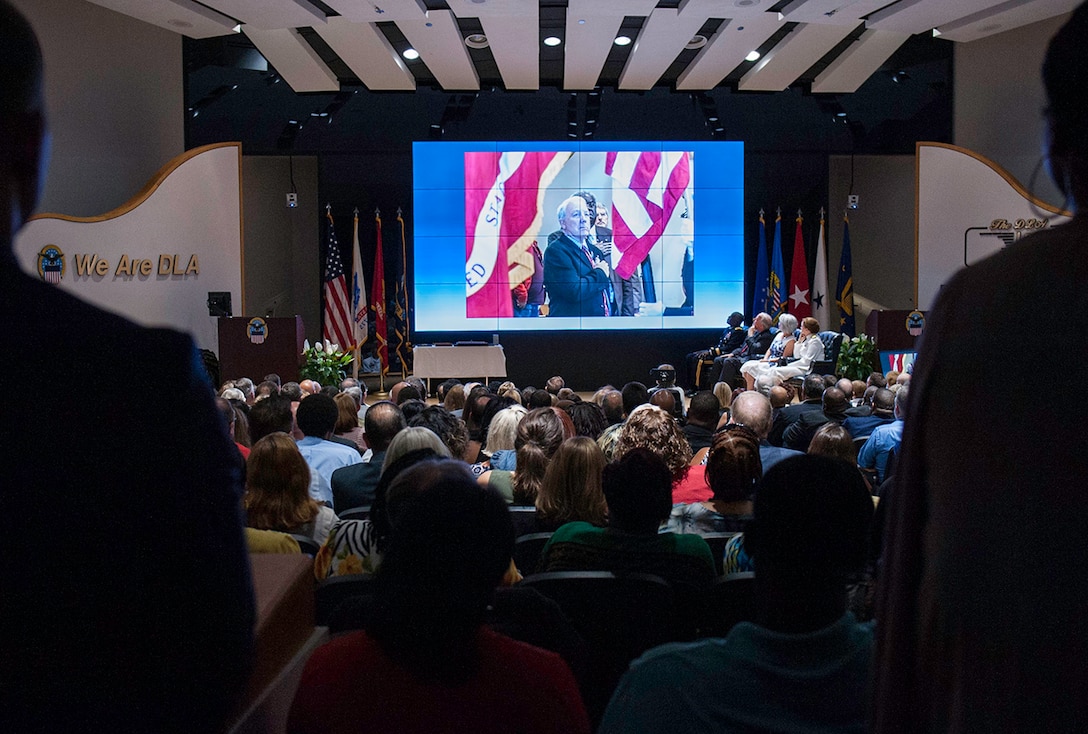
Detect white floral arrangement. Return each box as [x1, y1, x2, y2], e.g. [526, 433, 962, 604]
[300, 339, 354, 385]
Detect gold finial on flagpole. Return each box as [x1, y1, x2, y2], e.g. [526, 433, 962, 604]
[353, 206, 359, 217]
[326, 203, 331, 213]
[396, 207, 403, 217]
[820, 206, 825, 219]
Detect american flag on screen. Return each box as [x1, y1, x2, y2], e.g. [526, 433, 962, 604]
[323, 210, 352, 349]
[605, 151, 691, 280]
[465, 151, 571, 318]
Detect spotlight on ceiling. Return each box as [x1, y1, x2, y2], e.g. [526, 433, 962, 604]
[892, 70, 910, 83]
[745, 50, 761, 62]
[686, 35, 707, 50]
[543, 36, 562, 47]
[614, 35, 632, 46]
[402, 48, 420, 60]
[464, 33, 489, 49]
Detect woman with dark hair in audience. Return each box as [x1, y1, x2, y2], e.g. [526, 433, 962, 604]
[538, 448, 715, 590]
[245, 432, 338, 545]
[806, 422, 856, 466]
[479, 407, 573, 504]
[566, 401, 608, 440]
[614, 404, 694, 499]
[514, 436, 608, 537]
[333, 392, 365, 451]
[290, 462, 591, 734]
[408, 405, 472, 462]
[443, 383, 466, 414]
[397, 398, 427, 424]
[666, 425, 761, 536]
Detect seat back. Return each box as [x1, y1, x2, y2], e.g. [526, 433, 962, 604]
[314, 573, 377, 629]
[513, 532, 554, 576]
[287, 534, 321, 557]
[520, 571, 678, 727]
[812, 331, 844, 375]
[337, 505, 371, 521]
[700, 532, 739, 576]
[700, 571, 756, 638]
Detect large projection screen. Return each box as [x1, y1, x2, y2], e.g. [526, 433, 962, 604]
[413, 141, 744, 332]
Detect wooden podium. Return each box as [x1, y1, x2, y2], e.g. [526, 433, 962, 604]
[864, 309, 925, 351]
[218, 316, 304, 383]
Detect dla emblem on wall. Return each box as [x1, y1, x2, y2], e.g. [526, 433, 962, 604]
[906, 310, 925, 337]
[247, 317, 268, 345]
[37, 245, 65, 284]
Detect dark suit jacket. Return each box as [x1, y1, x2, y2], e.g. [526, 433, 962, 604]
[542, 233, 611, 317]
[767, 398, 824, 446]
[782, 409, 848, 452]
[735, 328, 775, 361]
[1, 268, 255, 733]
[331, 450, 387, 510]
[842, 414, 894, 439]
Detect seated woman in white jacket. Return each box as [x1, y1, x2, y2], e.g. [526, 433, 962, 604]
[743, 316, 824, 390]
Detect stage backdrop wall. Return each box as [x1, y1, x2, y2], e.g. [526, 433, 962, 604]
[916, 142, 1070, 310]
[14, 143, 244, 352]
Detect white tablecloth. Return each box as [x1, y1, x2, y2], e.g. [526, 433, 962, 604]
[412, 345, 507, 382]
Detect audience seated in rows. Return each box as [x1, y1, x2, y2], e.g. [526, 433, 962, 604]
[782, 386, 850, 452]
[857, 385, 907, 485]
[515, 436, 608, 541]
[599, 455, 874, 734]
[842, 387, 896, 439]
[538, 449, 716, 591]
[667, 425, 761, 537]
[245, 432, 339, 545]
[682, 390, 719, 453]
[295, 393, 362, 507]
[330, 401, 407, 511]
[614, 405, 698, 503]
[728, 391, 803, 474]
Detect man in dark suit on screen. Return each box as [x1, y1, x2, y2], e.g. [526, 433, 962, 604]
[543, 195, 613, 317]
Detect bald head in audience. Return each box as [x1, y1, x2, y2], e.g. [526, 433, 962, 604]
[728, 391, 773, 440]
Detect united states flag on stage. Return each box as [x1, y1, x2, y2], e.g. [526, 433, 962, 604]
[465, 151, 571, 318]
[323, 210, 352, 349]
[605, 150, 692, 280]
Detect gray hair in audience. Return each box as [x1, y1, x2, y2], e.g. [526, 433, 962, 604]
[484, 405, 528, 455]
[382, 426, 451, 473]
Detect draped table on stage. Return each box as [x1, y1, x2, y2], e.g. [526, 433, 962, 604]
[412, 345, 507, 394]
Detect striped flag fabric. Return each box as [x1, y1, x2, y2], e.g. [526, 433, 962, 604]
[837, 213, 856, 336]
[322, 209, 352, 350]
[812, 211, 830, 330]
[769, 210, 785, 320]
[350, 212, 368, 351]
[605, 150, 692, 280]
[372, 212, 388, 376]
[465, 151, 570, 318]
[393, 210, 412, 376]
[788, 211, 811, 319]
[752, 210, 769, 317]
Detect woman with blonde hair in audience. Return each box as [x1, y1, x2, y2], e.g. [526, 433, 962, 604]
[615, 404, 698, 503]
[333, 392, 365, 451]
[479, 407, 573, 505]
[667, 424, 761, 535]
[245, 432, 338, 545]
[381, 426, 451, 472]
[712, 381, 733, 413]
[481, 404, 527, 472]
[516, 436, 608, 537]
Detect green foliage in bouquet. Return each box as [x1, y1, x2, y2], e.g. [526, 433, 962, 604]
[836, 333, 879, 381]
[300, 340, 353, 386]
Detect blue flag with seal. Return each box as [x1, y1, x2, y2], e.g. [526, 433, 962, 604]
[769, 209, 785, 321]
[837, 213, 855, 336]
[751, 210, 769, 317]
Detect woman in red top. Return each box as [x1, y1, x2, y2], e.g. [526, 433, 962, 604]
[288, 460, 590, 734]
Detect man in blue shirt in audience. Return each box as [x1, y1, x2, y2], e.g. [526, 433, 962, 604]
[857, 385, 907, 484]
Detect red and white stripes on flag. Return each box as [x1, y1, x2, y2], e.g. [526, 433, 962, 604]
[604, 150, 691, 280]
[322, 210, 352, 349]
[465, 151, 571, 318]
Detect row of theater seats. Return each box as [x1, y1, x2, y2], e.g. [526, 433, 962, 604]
[310, 568, 756, 725]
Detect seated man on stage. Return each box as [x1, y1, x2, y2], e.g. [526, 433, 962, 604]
[543, 196, 613, 318]
[682, 311, 746, 391]
[712, 312, 775, 388]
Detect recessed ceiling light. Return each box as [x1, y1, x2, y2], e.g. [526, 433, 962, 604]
[543, 36, 562, 47]
[614, 35, 632, 46]
[402, 48, 420, 60]
[686, 35, 707, 50]
[745, 50, 760, 62]
[464, 33, 489, 49]
[836, 112, 847, 117]
[578, 19, 586, 25]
